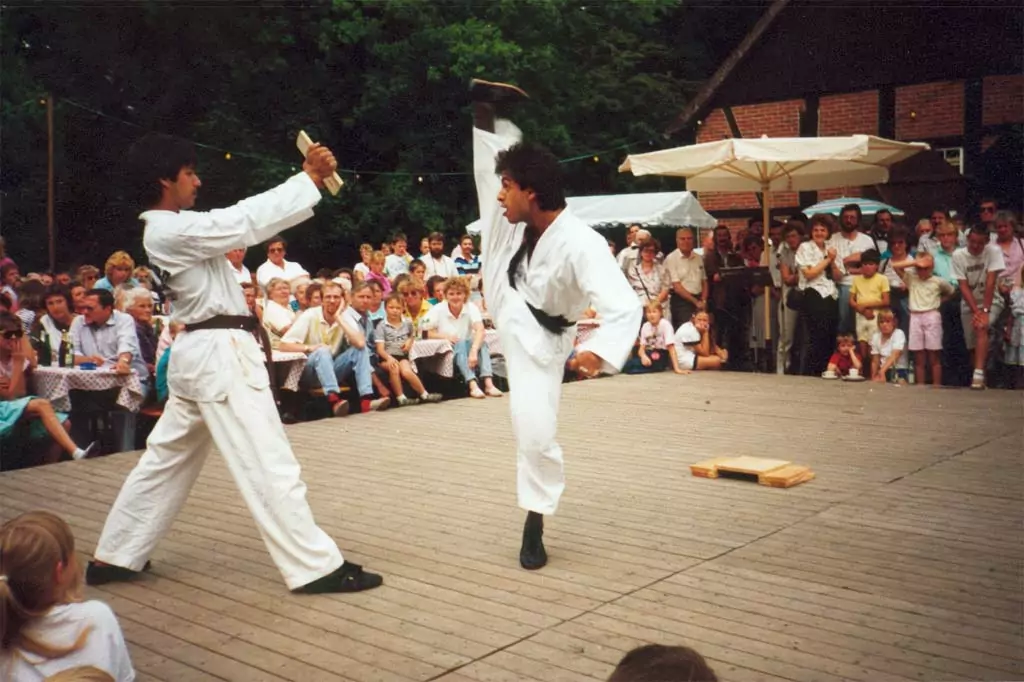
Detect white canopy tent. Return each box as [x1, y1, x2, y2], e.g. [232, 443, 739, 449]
[466, 191, 717, 235]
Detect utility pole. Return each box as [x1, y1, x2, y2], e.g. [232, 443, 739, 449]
[46, 93, 55, 272]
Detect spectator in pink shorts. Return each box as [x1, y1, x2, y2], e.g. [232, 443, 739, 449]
[891, 251, 955, 386]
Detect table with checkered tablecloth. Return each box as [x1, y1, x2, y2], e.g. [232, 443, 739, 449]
[272, 351, 308, 391]
[410, 330, 503, 378]
[31, 366, 145, 413]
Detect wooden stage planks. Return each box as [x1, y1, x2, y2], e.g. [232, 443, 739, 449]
[1, 372, 1021, 681]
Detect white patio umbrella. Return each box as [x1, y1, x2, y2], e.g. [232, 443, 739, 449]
[619, 134, 930, 338]
[802, 197, 905, 217]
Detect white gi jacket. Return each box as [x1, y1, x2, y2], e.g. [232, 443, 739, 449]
[473, 120, 640, 372]
[142, 172, 322, 402]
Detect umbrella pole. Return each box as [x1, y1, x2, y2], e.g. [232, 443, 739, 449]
[762, 188, 772, 348]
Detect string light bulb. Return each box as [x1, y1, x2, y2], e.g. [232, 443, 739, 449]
[593, 156, 599, 162]
[224, 152, 232, 160]
[418, 176, 424, 183]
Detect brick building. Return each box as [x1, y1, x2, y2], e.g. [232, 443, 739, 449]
[665, 1, 1023, 231]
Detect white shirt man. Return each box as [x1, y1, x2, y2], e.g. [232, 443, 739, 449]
[663, 228, 707, 325]
[422, 252, 458, 279]
[255, 238, 308, 292]
[225, 248, 251, 284]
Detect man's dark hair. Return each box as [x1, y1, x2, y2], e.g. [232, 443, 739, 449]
[968, 225, 990, 240]
[126, 133, 197, 208]
[266, 235, 287, 252]
[888, 226, 910, 245]
[44, 284, 74, 312]
[315, 268, 335, 280]
[860, 248, 881, 265]
[427, 231, 445, 243]
[607, 644, 718, 682]
[840, 203, 863, 221]
[85, 288, 115, 309]
[408, 259, 425, 271]
[391, 232, 408, 244]
[874, 209, 893, 223]
[17, 280, 46, 313]
[494, 141, 566, 212]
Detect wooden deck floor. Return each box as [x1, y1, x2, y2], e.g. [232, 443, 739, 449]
[2, 373, 1021, 682]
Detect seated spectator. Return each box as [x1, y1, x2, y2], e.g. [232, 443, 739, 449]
[0, 263, 19, 309]
[123, 288, 157, 379]
[353, 242, 373, 278]
[225, 247, 251, 285]
[260, 277, 296, 349]
[384, 233, 413, 278]
[255, 235, 308, 293]
[1, 314, 96, 466]
[421, 277, 502, 398]
[278, 281, 385, 416]
[365, 252, 392, 295]
[305, 281, 323, 309]
[630, 301, 687, 374]
[399, 280, 432, 338]
[94, 252, 138, 292]
[825, 332, 862, 377]
[374, 294, 442, 405]
[154, 322, 184, 404]
[419, 236, 431, 259]
[366, 280, 386, 323]
[953, 226, 1006, 389]
[607, 644, 717, 682]
[849, 249, 890, 373]
[454, 235, 482, 277]
[409, 259, 426, 285]
[380, 241, 392, 257]
[74, 266, 100, 291]
[16, 280, 46, 334]
[69, 284, 88, 315]
[344, 282, 393, 405]
[425, 275, 446, 305]
[290, 275, 312, 312]
[0, 511, 134, 680]
[422, 232, 458, 279]
[870, 309, 908, 384]
[674, 310, 727, 371]
[70, 289, 147, 452]
[33, 285, 78, 365]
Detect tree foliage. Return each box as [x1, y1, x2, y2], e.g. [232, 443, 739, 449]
[0, 0, 757, 271]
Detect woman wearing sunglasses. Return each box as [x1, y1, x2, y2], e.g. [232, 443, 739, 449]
[0, 312, 97, 469]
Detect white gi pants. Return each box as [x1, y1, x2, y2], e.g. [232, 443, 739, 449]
[94, 366, 343, 590]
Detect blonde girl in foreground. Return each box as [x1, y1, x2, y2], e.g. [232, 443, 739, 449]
[0, 511, 134, 681]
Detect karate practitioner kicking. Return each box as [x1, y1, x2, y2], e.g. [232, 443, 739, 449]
[470, 80, 641, 569]
[86, 133, 382, 594]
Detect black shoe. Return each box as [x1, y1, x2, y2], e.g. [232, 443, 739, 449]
[519, 511, 547, 570]
[469, 78, 530, 104]
[294, 561, 383, 594]
[86, 559, 150, 585]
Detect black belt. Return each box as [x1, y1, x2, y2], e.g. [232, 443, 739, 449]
[187, 315, 258, 332]
[508, 237, 575, 335]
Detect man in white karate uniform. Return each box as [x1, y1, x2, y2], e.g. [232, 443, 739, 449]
[86, 133, 382, 594]
[470, 80, 641, 569]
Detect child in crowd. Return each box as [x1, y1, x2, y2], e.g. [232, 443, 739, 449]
[425, 276, 446, 305]
[365, 252, 392, 295]
[849, 249, 890, 374]
[374, 294, 442, 406]
[631, 301, 687, 374]
[870, 309, 908, 384]
[674, 311, 727, 371]
[366, 280, 386, 323]
[0, 511, 134, 681]
[892, 251, 955, 386]
[825, 332, 862, 377]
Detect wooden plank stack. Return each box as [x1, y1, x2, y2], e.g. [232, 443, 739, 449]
[690, 456, 815, 488]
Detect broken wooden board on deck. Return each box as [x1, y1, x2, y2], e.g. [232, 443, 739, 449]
[691, 456, 815, 488]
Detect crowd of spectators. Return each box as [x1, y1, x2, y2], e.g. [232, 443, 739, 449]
[1, 197, 1021, 470]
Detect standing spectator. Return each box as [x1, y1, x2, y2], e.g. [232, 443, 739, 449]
[75, 266, 100, 291]
[616, 223, 641, 272]
[993, 211, 1024, 291]
[225, 247, 251, 284]
[881, 228, 912, 339]
[828, 204, 876, 334]
[421, 278, 502, 398]
[0, 511, 132, 679]
[278, 281, 378, 417]
[0, 236, 14, 272]
[70, 289, 147, 452]
[255, 235, 308, 293]
[353, 243, 373, 278]
[384, 233, 413, 278]
[929, 223, 970, 385]
[704, 225, 747, 362]
[977, 197, 999, 232]
[742, 235, 770, 370]
[893, 251, 957, 386]
[870, 309, 908, 384]
[663, 227, 706, 329]
[94, 252, 138, 292]
[776, 222, 802, 374]
[625, 237, 670, 324]
[374, 294, 442, 405]
[454, 235, 482, 277]
[914, 218, 937, 255]
[1004, 270, 1024, 389]
[870, 209, 894, 256]
[1, 263, 21, 308]
[1, 314, 96, 465]
[797, 215, 840, 376]
[953, 226, 1007, 389]
[422, 232, 458, 279]
[260, 277, 296, 349]
[849, 249, 890, 370]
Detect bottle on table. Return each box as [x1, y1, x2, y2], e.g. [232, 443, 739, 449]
[31, 328, 53, 367]
[58, 330, 73, 367]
